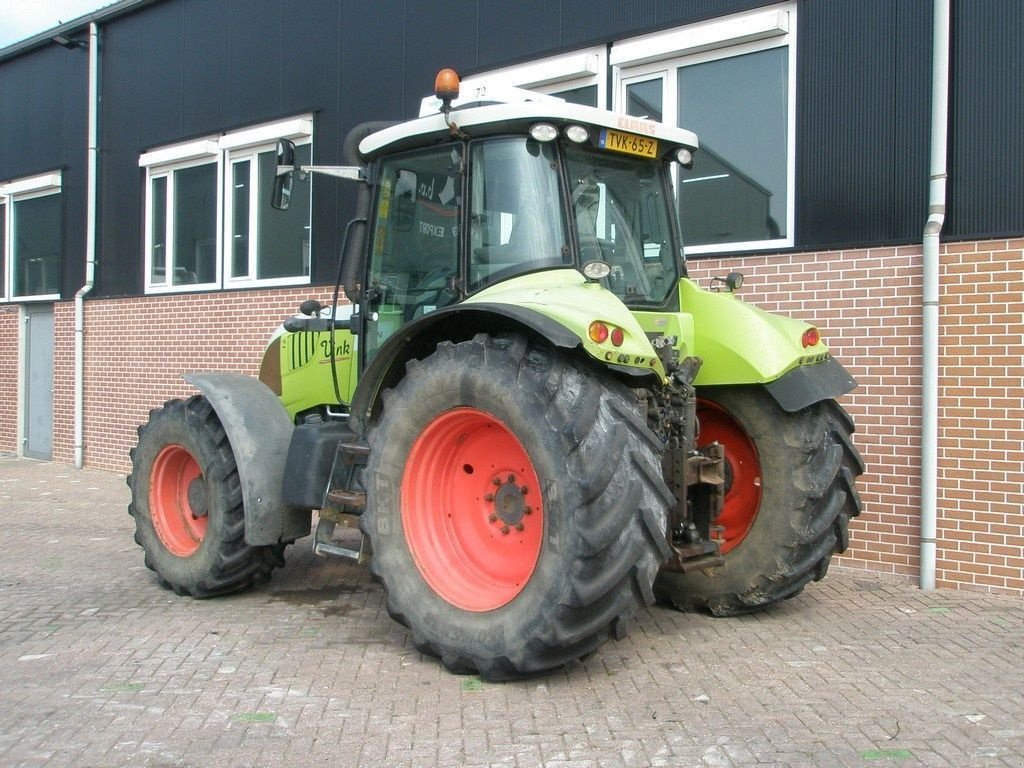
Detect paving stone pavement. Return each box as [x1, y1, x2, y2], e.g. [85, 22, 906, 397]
[0, 456, 1022, 768]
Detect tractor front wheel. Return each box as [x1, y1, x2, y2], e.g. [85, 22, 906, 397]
[128, 396, 285, 597]
[654, 386, 863, 615]
[361, 334, 672, 680]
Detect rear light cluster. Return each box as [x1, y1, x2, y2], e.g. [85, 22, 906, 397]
[801, 327, 821, 348]
[589, 321, 625, 347]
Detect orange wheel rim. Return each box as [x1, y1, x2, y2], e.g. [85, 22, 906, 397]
[149, 444, 207, 557]
[401, 408, 544, 612]
[697, 399, 762, 554]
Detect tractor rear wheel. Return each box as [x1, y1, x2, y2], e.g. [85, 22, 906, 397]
[128, 395, 285, 597]
[654, 386, 863, 615]
[361, 333, 672, 680]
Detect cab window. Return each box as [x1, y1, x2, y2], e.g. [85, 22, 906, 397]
[365, 145, 462, 358]
[468, 137, 570, 290]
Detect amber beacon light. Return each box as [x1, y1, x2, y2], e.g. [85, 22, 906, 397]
[435, 68, 461, 105]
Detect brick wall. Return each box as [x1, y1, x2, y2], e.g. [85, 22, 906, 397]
[0, 304, 19, 454]
[62, 287, 337, 472]
[687, 239, 1023, 595]
[1, 239, 1021, 595]
[934, 240, 1024, 593]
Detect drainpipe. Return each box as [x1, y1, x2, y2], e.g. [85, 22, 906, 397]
[74, 21, 99, 469]
[921, 0, 950, 590]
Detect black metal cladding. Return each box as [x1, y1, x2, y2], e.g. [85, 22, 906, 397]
[1, 0, 1023, 300]
[947, 0, 1024, 240]
[0, 43, 89, 296]
[796, 0, 932, 249]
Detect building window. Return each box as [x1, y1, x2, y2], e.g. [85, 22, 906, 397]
[147, 160, 218, 288]
[0, 172, 63, 301]
[466, 47, 608, 109]
[225, 144, 311, 283]
[612, 3, 795, 254]
[141, 116, 312, 293]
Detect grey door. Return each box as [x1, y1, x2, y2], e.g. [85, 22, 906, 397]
[24, 304, 54, 460]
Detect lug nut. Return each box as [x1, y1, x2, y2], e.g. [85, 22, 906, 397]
[520, 486, 529, 495]
[484, 493, 495, 502]
[524, 506, 533, 516]
[488, 513, 499, 523]
[515, 523, 525, 532]
[500, 525, 510, 535]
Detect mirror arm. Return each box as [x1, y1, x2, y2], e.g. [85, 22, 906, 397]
[277, 164, 365, 183]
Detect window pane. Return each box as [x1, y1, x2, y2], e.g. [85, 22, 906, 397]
[677, 47, 788, 245]
[231, 160, 251, 278]
[149, 176, 167, 284]
[256, 144, 311, 280]
[566, 146, 677, 305]
[626, 79, 663, 122]
[468, 138, 569, 291]
[13, 193, 61, 296]
[172, 163, 216, 285]
[551, 84, 598, 107]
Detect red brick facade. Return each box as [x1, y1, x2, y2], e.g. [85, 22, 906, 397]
[0, 304, 19, 453]
[0, 239, 1021, 595]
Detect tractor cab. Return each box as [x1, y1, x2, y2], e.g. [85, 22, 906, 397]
[275, 69, 700, 364]
[355, 71, 699, 358]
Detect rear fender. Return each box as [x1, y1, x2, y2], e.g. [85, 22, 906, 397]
[677, 279, 857, 408]
[184, 372, 312, 544]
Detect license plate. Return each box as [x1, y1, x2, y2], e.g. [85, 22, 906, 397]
[600, 129, 658, 158]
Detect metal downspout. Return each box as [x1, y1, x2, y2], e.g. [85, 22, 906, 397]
[921, 0, 950, 590]
[74, 22, 99, 469]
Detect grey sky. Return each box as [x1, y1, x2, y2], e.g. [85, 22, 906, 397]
[0, 1, 113, 48]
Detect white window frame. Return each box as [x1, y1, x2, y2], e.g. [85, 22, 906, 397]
[143, 154, 221, 293]
[467, 46, 608, 108]
[613, 3, 797, 255]
[0, 171, 63, 302]
[222, 135, 312, 288]
[140, 116, 313, 294]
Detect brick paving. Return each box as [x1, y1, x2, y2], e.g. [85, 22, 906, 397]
[0, 456, 1022, 768]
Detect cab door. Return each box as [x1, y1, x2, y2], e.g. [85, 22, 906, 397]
[362, 144, 463, 363]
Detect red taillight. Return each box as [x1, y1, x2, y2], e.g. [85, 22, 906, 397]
[588, 322, 609, 343]
[610, 327, 624, 347]
[801, 327, 821, 348]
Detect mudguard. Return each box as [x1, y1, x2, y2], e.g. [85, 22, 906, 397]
[349, 270, 664, 432]
[762, 356, 857, 412]
[184, 372, 312, 545]
[348, 302, 582, 432]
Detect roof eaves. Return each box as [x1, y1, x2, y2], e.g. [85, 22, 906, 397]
[0, 0, 163, 63]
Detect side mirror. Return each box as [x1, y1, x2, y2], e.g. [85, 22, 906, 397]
[271, 138, 298, 210]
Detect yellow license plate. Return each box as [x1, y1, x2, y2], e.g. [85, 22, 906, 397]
[600, 129, 658, 158]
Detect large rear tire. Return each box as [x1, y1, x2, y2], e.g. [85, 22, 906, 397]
[361, 334, 672, 680]
[654, 386, 863, 615]
[128, 396, 286, 598]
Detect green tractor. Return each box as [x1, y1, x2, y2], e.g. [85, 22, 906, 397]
[128, 70, 863, 680]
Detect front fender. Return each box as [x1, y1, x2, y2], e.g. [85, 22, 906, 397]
[348, 275, 663, 432]
[184, 372, 311, 544]
[465, 269, 665, 376]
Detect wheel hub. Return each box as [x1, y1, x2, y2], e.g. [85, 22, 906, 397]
[486, 474, 532, 533]
[187, 477, 209, 518]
